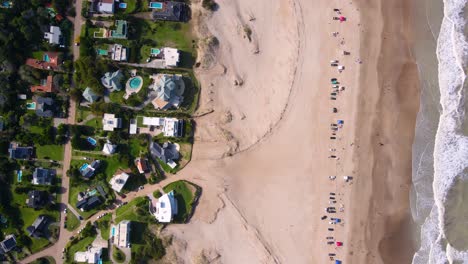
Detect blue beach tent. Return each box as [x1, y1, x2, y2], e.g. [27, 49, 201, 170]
[335, 261, 342, 264]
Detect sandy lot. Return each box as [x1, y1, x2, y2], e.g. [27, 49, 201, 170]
[160, 0, 420, 263]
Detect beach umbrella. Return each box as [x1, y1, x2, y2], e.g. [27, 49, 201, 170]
[335, 261, 342, 264]
[336, 241, 343, 246]
[339, 16, 346, 22]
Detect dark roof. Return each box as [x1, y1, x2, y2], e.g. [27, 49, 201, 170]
[27, 190, 48, 209]
[86, 196, 101, 210]
[0, 235, 16, 253]
[26, 215, 48, 238]
[152, 1, 187, 22]
[76, 199, 88, 209]
[35, 96, 55, 117]
[90, 160, 101, 170]
[96, 185, 107, 197]
[8, 143, 33, 160]
[149, 142, 179, 163]
[33, 168, 55, 185]
[81, 160, 101, 178]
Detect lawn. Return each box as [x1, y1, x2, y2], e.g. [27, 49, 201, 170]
[115, 197, 152, 223]
[32, 51, 45, 60]
[84, 117, 102, 130]
[128, 137, 148, 157]
[68, 180, 104, 219]
[19, 207, 59, 253]
[97, 214, 112, 240]
[109, 90, 125, 104]
[66, 235, 96, 262]
[153, 190, 162, 198]
[72, 151, 128, 176]
[66, 211, 80, 231]
[163, 180, 199, 223]
[36, 145, 65, 161]
[113, 245, 126, 263]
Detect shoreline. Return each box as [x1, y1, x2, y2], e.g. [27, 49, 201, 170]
[346, 0, 420, 263]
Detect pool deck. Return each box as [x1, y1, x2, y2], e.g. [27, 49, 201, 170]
[124, 76, 143, 99]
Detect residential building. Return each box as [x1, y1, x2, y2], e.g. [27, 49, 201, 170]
[8, 142, 33, 160]
[149, 142, 179, 169]
[109, 172, 129, 193]
[102, 142, 117, 155]
[76, 196, 101, 211]
[74, 245, 103, 264]
[102, 113, 122, 131]
[30, 75, 55, 93]
[32, 168, 55, 185]
[150, 74, 185, 110]
[96, 185, 107, 197]
[44, 26, 62, 45]
[35, 96, 55, 117]
[92, 0, 115, 14]
[81, 160, 102, 178]
[26, 215, 48, 238]
[153, 191, 178, 223]
[129, 119, 137, 135]
[111, 220, 131, 248]
[163, 118, 184, 137]
[135, 117, 184, 137]
[110, 44, 127, 61]
[26, 190, 48, 209]
[152, 1, 187, 22]
[110, 20, 128, 39]
[0, 235, 16, 254]
[82, 87, 100, 103]
[135, 157, 150, 174]
[161, 47, 179, 67]
[25, 52, 62, 71]
[101, 70, 124, 91]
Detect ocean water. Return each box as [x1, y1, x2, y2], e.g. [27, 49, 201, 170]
[412, 0, 468, 263]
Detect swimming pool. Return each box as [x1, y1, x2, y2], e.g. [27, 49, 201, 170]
[17, 170, 22, 182]
[129, 77, 143, 90]
[119, 2, 127, 8]
[79, 163, 89, 172]
[26, 102, 36, 110]
[88, 189, 97, 196]
[111, 227, 116, 236]
[149, 2, 163, 9]
[150, 48, 161, 55]
[43, 54, 50, 62]
[87, 137, 97, 146]
[97, 49, 108, 56]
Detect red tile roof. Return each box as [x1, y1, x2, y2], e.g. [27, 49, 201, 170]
[30, 75, 55, 93]
[25, 52, 62, 71]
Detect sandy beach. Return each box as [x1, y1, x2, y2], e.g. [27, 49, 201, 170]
[155, 0, 420, 263]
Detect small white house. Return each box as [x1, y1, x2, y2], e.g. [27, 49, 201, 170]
[44, 26, 62, 45]
[111, 220, 131, 248]
[154, 191, 178, 223]
[74, 246, 103, 264]
[102, 142, 117, 155]
[102, 113, 121, 131]
[162, 47, 179, 67]
[96, 0, 115, 14]
[109, 172, 129, 193]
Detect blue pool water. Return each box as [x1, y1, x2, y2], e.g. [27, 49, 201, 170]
[17, 170, 22, 182]
[87, 137, 97, 146]
[149, 2, 163, 9]
[129, 77, 142, 89]
[111, 227, 116, 236]
[43, 54, 50, 62]
[79, 163, 89, 172]
[26, 102, 36, 110]
[119, 2, 127, 8]
[88, 189, 97, 196]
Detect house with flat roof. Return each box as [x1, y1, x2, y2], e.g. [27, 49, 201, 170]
[31, 75, 55, 93]
[162, 47, 179, 67]
[153, 191, 178, 223]
[109, 172, 129, 193]
[103, 113, 122, 131]
[134, 117, 184, 137]
[32, 168, 55, 185]
[149, 142, 179, 169]
[26, 190, 48, 209]
[152, 1, 187, 22]
[74, 245, 103, 263]
[8, 142, 33, 160]
[111, 220, 131, 248]
[35, 96, 55, 117]
[150, 74, 185, 110]
[0, 235, 16, 254]
[110, 20, 128, 39]
[110, 44, 127, 61]
[44, 26, 62, 45]
[91, 0, 115, 14]
[129, 119, 138, 135]
[26, 215, 48, 238]
[83, 87, 100, 103]
[101, 70, 124, 91]
[163, 118, 184, 137]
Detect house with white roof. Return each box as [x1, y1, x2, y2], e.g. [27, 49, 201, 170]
[44, 26, 62, 45]
[102, 113, 121, 131]
[109, 172, 129, 193]
[163, 118, 183, 137]
[74, 246, 103, 264]
[129, 119, 137, 135]
[102, 141, 117, 155]
[162, 47, 179, 67]
[95, 0, 115, 14]
[111, 220, 131, 248]
[153, 191, 178, 223]
[110, 44, 127, 61]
